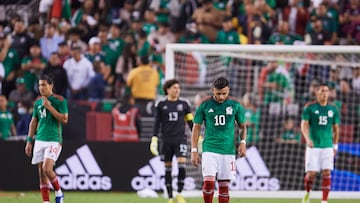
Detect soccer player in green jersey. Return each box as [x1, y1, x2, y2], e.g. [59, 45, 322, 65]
[25, 74, 68, 203]
[191, 77, 247, 203]
[301, 83, 340, 203]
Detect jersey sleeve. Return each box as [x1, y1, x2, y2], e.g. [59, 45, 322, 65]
[235, 103, 246, 124]
[32, 102, 39, 119]
[58, 99, 68, 114]
[302, 106, 310, 121]
[193, 103, 204, 124]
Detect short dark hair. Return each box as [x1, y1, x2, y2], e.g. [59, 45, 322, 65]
[140, 55, 149, 64]
[39, 74, 54, 85]
[213, 77, 229, 89]
[163, 79, 179, 95]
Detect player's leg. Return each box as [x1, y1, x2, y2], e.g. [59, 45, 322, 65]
[32, 141, 50, 203]
[202, 152, 218, 203]
[303, 147, 320, 203]
[163, 142, 175, 202]
[175, 142, 187, 203]
[38, 163, 50, 203]
[320, 148, 334, 203]
[43, 142, 63, 203]
[217, 154, 235, 203]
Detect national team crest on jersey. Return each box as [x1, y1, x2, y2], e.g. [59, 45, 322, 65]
[226, 107, 233, 115]
[328, 110, 334, 117]
[177, 104, 183, 111]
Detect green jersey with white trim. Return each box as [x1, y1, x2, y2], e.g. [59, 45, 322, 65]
[301, 101, 340, 148]
[32, 94, 68, 143]
[193, 97, 246, 155]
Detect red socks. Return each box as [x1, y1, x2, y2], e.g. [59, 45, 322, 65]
[51, 177, 61, 191]
[304, 174, 314, 192]
[40, 184, 50, 202]
[322, 175, 331, 201]
[202, 180, 215, 203]
[218, 182, 229, 203]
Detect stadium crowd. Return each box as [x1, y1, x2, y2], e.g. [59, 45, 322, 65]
[0, 0, 360, 141]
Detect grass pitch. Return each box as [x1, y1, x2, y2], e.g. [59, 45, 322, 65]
[0, 191, 359, 203]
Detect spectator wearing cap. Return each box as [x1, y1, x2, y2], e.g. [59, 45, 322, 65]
[215, 16, 240, 44]
[0, 32, 20, 98]
[85, 36, 106, 63]
[126, 55, 159, 117]
[63, 45, 95, 100]
[192, 0, 226, 42]
[43, 52, 68, 98]
[8, 77, 34, 105]
[10, 18, 34, 59]
[40, 23, 64, 60]
[147, 22, 175, 53]
[21, 42, 47, 93]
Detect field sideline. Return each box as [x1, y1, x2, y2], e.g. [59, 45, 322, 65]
[0, 191, 359, 203]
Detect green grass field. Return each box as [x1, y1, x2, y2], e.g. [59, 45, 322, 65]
[0, 192, 359, 203]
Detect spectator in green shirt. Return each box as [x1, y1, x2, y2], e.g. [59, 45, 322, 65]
[215, 16, 240, 44]
[0, 95, 17, 140]
[276, 116, 301, 144]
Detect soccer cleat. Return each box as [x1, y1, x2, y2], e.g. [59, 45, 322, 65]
[168, 198, 175, 203]
[302, 192, 310, 203]
[176, 194, 186, 203]
[55, 194, 64, 203]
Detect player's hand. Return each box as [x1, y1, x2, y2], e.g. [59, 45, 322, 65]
[191, 152, 201, 167]
[306, 139, 314, 148]
[42, 96, 52, 109]
[238, 143, 246, 157]
[149, 136, 159, 156]
[25, 142, 32, 157]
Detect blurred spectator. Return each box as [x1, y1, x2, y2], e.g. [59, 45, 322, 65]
[0, 63, 3, 94]
[72, 0, 97, 27]
[346, 19, 360, 45]
[21, 42, 47, 93]
[119, 0, 136, 24]
[15, 101, 32, 136]
[137, 30, 151, 57]
[10, 18, 34, 59]
[149, 0, 170, 24]
[42, 52, 68, 98]
[143, 8, 158, 35]
[8, 77, 34, 106]
[88, 61, 106, 102]
[66, 27, 87, 52]
[352, 66, 360, 95]
[40, 23, 64, 60]
[305, 18, 332, 45]
[57, 41, 71, 65]
[0, 32, 20, 98]
[85, 36, 106, 63]
[262, 60, 291, 104]
[192, 0, 226, 42]
[340, 0, 360, 44]
[94, 0, 112, 25]
[126, 55, 159, 117]
[112, 93, 141, 142]
[178, 21, 209, 43]
[215, 16, 240, 44]
[147, 22, 176, 53]
[242, 92, 260, 144]
[282, 0, 309, 36]
[28, 18, 43, 41]
[168, 0, 186, 34]
[268, 20, 303, 45]
[275, 116, 301, 144]
[0, 95, 17, 140]
[300, 79, 319, 106]
[63, 45, 95, 100]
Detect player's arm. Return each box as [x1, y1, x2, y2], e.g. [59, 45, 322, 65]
[237, 122, 247, 157]
[301, 120, 313, 147]
[42, 97, 68, 124]
[191, 123, 201, 167]
[332, 124, 339, 152]
[150, 102, 161, 156]
[25, 117, 38, 157]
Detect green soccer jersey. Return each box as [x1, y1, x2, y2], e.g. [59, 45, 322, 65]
[33, 94, 68, 143]
[301, 102, 340, 148]
[0, 110, 14, 140]
[193, 97, 246, 155]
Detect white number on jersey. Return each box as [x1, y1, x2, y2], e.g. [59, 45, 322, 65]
[168, 112, 178, 121]
[214, 115, 226, 126]
[39, 108, 47, 118]
[318, 116, 328, 125]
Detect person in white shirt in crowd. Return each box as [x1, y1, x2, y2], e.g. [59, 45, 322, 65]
[40, 23, 64, 60]
[63, 45, 95, 100]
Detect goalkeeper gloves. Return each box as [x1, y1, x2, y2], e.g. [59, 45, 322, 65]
[150, 136, 159, 156]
